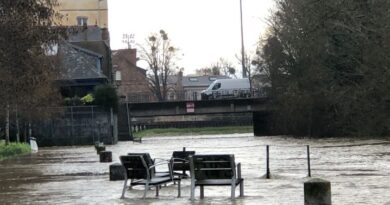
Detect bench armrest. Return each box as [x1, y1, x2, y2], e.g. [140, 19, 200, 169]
[237, 163, 242, 179]
[149, 161, 170, 169]
[149, 161, 174, 178]
[154, 158, 170, 163]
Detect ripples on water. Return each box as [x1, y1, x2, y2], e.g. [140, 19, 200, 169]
[0, 134, 389, 205]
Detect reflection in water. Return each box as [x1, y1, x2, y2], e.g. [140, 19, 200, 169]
[0, 134, 389, 204]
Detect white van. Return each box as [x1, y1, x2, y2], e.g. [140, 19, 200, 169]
[201, 78, 251, 100]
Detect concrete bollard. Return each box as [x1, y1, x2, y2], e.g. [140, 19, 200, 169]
[304, 178, 331, 205]
[109, 163, 126, 181]
[99, 151, 112, 163]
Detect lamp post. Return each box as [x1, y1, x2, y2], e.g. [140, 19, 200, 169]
[240, 0, 247, 78]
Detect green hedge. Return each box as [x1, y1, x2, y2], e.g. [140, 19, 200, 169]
[0, 142, 31, 161]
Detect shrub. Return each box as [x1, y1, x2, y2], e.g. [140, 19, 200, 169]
[81, 93, 94, 105]
[93, 84, 118, 113]
[0, 142, 31, 161]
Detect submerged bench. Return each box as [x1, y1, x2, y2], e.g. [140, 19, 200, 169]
[120, 155, 180, 199]
[172, 150, 195, 178]
[189, 154, 244, 200]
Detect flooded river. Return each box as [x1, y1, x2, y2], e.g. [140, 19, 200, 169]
[0, 134, 389, 204]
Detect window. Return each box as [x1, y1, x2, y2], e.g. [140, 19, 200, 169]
[189, 77, 198, 82]
[212, 83, 221, 90]
[77, 16, 88, 26]
[115, 71, 122, 81]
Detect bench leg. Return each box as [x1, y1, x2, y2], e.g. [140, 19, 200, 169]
[200, 186, 204, 199]
[231, 182, 235, 199]
[156, 185, 159, 197]
[240, 180, 244, 197]
[177, 180, 181, 198]
[129, 179, 133, 189]
[143, 183, 149, 199]
[121, 178, 128, 199]
[190, 183, 195, 200]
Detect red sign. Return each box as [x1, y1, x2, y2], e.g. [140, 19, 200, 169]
[186, 102, 195, 113]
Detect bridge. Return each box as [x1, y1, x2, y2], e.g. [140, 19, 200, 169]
[117, 95, 273, 140]
[127, 97, 269, 117]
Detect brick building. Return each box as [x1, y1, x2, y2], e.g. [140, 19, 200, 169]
[112, 49, 150, 100]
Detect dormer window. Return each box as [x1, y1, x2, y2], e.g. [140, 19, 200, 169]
[77, 16, 88, 26]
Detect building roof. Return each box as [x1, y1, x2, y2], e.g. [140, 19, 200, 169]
[182, 75, 230, 87]
[70, 40, 112, 81]
[58, 42, 107, 81]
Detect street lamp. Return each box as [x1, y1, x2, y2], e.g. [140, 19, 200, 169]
[240, 0, 247, 78]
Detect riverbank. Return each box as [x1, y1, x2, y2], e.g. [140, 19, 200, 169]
[133, 125, 253, 138]
[0, 142, 31, 161]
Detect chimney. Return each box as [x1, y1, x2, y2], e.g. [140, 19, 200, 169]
[101, 28, 110, 41]
[176, 69, 184, 91]
[129, 49, 137, 65]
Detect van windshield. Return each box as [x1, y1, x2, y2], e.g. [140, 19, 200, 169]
[212, 83, 221, 90]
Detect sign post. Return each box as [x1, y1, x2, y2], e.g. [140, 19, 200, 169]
[186, 102, 195, 113]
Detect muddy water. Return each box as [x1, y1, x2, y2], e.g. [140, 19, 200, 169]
[0, 134, 389, 205]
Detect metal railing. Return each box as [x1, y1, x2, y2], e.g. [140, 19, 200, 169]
[124, 87, 269, 103]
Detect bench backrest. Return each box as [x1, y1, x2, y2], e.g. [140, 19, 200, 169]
[127, 153, 156, 176]
[190, 154, 236, 180]
[172, 151, 195, 171]
[120, 155, 149, 179]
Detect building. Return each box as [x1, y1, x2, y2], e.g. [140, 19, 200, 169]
[57, 42, 108, 97]
[112, 49, 150, 101]
[53, 0, 113, 95]
[56, 0, 108, 28]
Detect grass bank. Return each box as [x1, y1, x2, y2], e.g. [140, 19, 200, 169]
[134, 125, 253, 138]
[0, 141, 31, 161]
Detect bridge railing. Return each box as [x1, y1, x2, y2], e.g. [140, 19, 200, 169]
[123, 87, 269, 103]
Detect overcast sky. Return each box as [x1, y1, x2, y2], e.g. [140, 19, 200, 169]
[108, 0, 275, 75]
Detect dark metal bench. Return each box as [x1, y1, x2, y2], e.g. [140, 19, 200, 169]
[127, 153, 171, 178]
[189, 154, 244, 200]
[172, 150, 195, 178]
[120, 155, 180, 199]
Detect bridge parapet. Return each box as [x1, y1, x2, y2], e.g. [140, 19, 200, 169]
[125, 97, 270, 117]
[122, 88, 269, 104]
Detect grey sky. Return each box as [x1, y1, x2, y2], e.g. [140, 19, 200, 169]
[108, 0, 275, 75]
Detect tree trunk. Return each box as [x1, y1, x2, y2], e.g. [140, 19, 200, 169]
[24, 122, 27, 143]
[15, 105, 20, 142]
[28, 121, 32, 140]
[5, 104, 10, 145]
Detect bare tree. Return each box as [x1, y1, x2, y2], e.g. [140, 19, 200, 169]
[196, 58, 236, 78]
[138, 30, 178, 101]
[236, 51, 258, 91]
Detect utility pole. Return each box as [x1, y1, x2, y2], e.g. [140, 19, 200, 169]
[240, 0, 247, 78]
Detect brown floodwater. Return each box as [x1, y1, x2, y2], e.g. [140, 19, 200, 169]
[0, 134, 389, 205]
